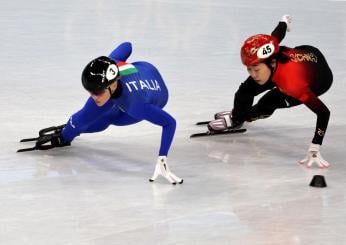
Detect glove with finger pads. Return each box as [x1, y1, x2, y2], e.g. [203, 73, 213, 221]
[281, 14, 292, 32]
[299, 143, 330, 168]
[149, 156, 183, 184]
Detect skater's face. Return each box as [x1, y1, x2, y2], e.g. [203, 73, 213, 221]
[247, 62, 272, 85]
[90, 80, 118, 106]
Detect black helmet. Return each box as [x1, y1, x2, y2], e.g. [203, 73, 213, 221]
[81, 56, 120, 93]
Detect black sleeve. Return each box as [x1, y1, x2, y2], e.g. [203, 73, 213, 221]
[232, 76, 275, 124]
[271, 22, 287, 43]
[303, 92, 330, 145]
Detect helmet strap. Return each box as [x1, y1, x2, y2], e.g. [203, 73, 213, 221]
[264, 59, 277, 80]
[107, 87, 112, 96]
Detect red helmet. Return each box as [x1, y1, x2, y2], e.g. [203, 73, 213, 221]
[240, 34, 279, 66]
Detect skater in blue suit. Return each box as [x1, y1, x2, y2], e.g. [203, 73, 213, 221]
[20, 42, 183, 184]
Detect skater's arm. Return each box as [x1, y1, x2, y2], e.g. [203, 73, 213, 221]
[300, 91, 330, 145]
[271, 22, 288, 43]
[232, 76, 274, 124]
[127, 103, 176, 156]
[61, 97, 114, 142]
[108, 42, 132, 62]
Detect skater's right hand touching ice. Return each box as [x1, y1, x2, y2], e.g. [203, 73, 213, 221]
[299, 143, 330, 168]
[149, 156, 183, 184]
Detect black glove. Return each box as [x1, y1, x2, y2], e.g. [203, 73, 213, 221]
[35, 125, 70, 150]
[38, 124, 65, 136]
[35, 133, 70, 150]
[18, 124, 70, 152]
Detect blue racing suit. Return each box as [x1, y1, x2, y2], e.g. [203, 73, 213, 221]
[61, 42, 176, 156]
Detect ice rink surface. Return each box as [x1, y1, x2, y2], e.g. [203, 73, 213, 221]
[1, 0, 346, 244]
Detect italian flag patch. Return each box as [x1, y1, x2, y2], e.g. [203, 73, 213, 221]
[117, 61, 138, 76]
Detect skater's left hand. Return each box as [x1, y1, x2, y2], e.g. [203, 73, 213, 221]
[149, 156, 183, 184]
[299, 143, 330, 168]
[17, 124, 70, 152]
[36, 133, 70, 150]
[281, 14, 292, 32]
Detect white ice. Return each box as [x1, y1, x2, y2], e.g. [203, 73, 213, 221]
[1, 0, 346, 244]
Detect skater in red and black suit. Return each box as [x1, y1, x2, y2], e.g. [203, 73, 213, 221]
[208, 15, 333, 168]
